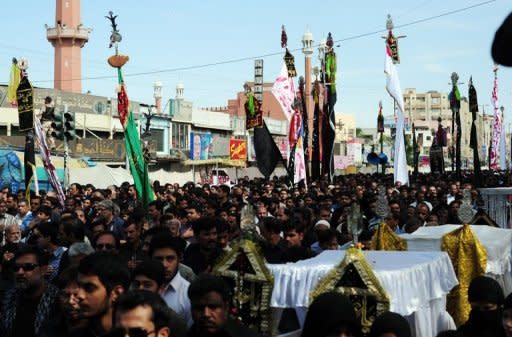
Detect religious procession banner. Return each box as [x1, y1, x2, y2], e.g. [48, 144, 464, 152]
[245, 87, 263, 129]
[16, 75, 34, 131]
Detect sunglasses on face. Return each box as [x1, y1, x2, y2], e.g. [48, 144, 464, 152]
[104, 327, 155, 337]
[12, 263, 39, 271]
[96, 244, 115, 250]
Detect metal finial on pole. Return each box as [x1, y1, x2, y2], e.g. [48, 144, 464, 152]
[106, 11, 122, 53]
[451, 72, 459, 86]
[386, 14, 394, 31]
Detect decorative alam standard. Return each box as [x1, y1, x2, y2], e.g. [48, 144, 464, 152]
[212, 205, 274, 336]
[106, 11, 154, 207]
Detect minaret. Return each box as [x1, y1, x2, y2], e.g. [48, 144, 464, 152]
[46, 0, 91, 93]
[176, 81, 184, 100]
[154, 81, 162, 113]
[302, 29, 314, 159]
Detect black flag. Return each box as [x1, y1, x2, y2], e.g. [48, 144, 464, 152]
[311, 81, 321, 181]
[299, 77, 309, 180]
[321, 33, 337, 181]
[254, 121, 283, 180]
[24, 132, 36, 200]
[322, 87, 336, 180]
[469, 77, 481, 186]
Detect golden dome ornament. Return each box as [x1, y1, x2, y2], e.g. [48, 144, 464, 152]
[108, 54, 129, 68]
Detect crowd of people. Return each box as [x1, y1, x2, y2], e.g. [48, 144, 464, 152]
[0, 170, 510, 337]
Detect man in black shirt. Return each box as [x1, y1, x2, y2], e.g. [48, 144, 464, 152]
[0, 245, 59, 337]
[187, 274, 261, 337]
[183, 217, 224, 274]
[259, 217, 287, 264]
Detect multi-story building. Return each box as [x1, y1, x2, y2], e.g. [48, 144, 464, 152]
[402, 88, 493, 169]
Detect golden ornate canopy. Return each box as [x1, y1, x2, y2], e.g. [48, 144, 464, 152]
[213, 239, 274, 335]
[311, 247, 390, 335]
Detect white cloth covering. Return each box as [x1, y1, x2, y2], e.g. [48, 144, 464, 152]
[401, 224, 512, 294]
[478, 187, 512, 228]
[267, 250, 457, 337]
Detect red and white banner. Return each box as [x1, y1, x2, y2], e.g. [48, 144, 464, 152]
[34, 117, 66, 207]
[271, 63, 296, 122]
[490, 73, 502, 170]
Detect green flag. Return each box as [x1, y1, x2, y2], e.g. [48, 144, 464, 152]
[117, 69, 154, 206]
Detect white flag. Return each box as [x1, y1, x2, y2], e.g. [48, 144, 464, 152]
[271, 63, 296, 122]
[384, 45, 409, 185]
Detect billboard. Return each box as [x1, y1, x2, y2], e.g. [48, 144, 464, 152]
[189, 132, 213, 160]
[230, 139, 247, 160]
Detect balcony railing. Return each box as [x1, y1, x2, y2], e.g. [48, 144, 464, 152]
[46, 26, 91, 42]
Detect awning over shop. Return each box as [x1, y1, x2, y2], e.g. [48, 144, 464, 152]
[69, 163, 133, 188]
[183, 158, 246, 168]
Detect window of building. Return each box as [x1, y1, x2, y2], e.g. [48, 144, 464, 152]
[171, 123, 188, 150]
[149, 128, 164, 152]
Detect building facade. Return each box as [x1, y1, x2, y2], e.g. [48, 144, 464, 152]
[402, 88, 493, 169]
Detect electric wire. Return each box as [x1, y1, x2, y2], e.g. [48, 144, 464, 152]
[26, 0, 496, 85]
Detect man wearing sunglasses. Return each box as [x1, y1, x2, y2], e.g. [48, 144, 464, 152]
[93, 231, 120, 254]
[0, 245, 60, 337]
[108, 290, 174, 337]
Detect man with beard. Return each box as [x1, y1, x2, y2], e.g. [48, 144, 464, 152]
[119, 217, 147, 271]
[1, 224, 24, 287]
[0, 200, 17, 241]
[183, 217, 224, 275]
[35, 222, 67, 282]
[187, 274, 260, 337]
[5, 194, 18, 216]
[40, 267, 87, 337]
[0, 245, 60, 337]
[457, 276, 506, 337]
[149, 232, 192, 327]
[73, 252, 130, 337]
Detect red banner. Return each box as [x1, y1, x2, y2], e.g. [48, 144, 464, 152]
[230, 139, 247, 160]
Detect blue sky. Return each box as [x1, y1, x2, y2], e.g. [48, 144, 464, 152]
[2, 0, 511, 128]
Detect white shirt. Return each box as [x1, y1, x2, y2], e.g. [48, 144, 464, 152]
[161, 272, 193, 327]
